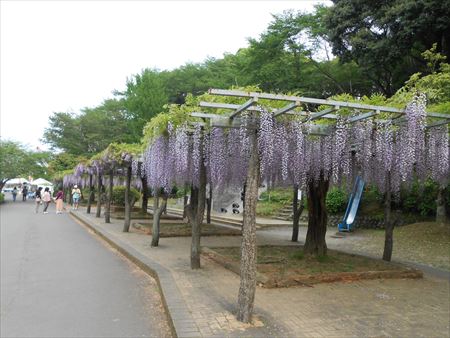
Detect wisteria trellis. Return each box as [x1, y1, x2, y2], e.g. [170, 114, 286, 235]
[143, 94, 448, 196]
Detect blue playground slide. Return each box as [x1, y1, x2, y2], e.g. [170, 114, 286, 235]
[338, 176, 365, 232]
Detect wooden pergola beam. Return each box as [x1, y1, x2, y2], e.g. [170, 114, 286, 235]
[208, 88, 447, 119]
[199, 101, 263, 112]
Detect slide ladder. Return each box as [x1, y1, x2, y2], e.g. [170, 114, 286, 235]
[338, 176, 365, 232]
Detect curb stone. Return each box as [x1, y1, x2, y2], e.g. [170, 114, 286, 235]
[70, 211, 201, 338]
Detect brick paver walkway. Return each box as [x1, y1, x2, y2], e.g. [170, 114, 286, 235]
[71, 209, 450, 338]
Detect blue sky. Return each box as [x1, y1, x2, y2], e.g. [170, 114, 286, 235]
[1, 0, 330, 150]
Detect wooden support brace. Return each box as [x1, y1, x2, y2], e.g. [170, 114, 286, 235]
[348, 110, 379, 123]
[230, 97, 258, 119]
[308, 106, 339, 121]
[273, 101, 301, 117]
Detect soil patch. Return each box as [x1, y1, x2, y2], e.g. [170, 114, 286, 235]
[339, 222, 450, 270]
[133, 221, 241, 237]
[203, 245, 422, 288]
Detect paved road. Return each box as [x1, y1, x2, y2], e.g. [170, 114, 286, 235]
[0, 201, 172, 338]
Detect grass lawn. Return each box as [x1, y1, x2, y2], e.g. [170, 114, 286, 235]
[346, 222, 450, 271]
[205, 245, 421, 287]
[133, 221, 241, 237]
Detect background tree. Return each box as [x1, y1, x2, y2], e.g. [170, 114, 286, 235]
[43, 99, 134, 156]
[325, 0, 450, 96]
[0, 141, 51, 190]
[118, 69, 169, 140]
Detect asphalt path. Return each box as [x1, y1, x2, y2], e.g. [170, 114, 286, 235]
[0, 200, 171, 338]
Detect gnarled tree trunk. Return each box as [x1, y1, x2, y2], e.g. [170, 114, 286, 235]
[141, 174, 149, 214]
[182, 183, 188, 219]
[186, 149, 207, 269]
[206, 183, 212, 224]
[151, 189, 167, 247]
[95, 173, 102, 218]
[105, 169, 113, 223]
[122, 165, 132, 232]
[304, 172, 329, 256]
[237, 129, 259, 323]
[436, 186, 448, 224]
[291, 184, 304, 242]
[383, 171, 393, 261]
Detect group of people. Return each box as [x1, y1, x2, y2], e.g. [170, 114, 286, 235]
[34, 185, 82, 214]
[34, 187, 64, 214]
[11, 185, 29, 202]
[10, 184, 82, 214]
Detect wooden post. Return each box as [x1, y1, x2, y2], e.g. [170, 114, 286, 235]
[237, 129, 259, 323]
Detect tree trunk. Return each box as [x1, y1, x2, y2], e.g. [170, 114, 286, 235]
[237, 130, 259, 323]
[105, 169, 113, 223]
[151, 191, 167, 247]
[87, 174, 94, 214]
[95, 174, 102, 218]
[187, 146, 207, 270]
[436, 186, 448, 224]
[122, 165, 132, 232]
[141, 174, 149, 214]
[383, 172, 394, 261]
[291, 184, 304, 242]
[206, 183, 212, 224]
[303, 172, 329, 256]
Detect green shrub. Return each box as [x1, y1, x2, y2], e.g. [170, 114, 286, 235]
[111, 186, 141, 206]
[0, 193, 4, 203]
[326, 188, 348, 214]
[259, 188, 292, 203]
[401, 179, 439, 216]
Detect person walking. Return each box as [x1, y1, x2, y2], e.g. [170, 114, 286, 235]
[12, 187, 18, 202]
[42, 187, 52, 214]
[71, 185, 81, 210]
[22, 184, 28, 201]
[35, 187, 43, 213]
[55, 188, 64, 214]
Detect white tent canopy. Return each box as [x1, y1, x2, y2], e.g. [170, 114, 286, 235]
[5, 178, 30, 185]
[31, 178, 53, 186]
